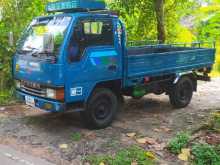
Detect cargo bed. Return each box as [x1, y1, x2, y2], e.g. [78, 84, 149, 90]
[125, 44, 216, 86]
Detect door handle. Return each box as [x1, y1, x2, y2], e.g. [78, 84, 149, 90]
[108, 65, 117, 71]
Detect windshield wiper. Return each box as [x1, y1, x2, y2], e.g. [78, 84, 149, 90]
[24, 48, 40, 57]
[17, 47, 39, 55]
[17, 49, 32, 54]
[31, 51, 55, 58]
[17, 47, 55, 57]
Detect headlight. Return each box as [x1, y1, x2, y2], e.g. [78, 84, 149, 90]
[46, 88, 56, 99]
[15, 80, 21, 88]
[46, 88, 64, 101]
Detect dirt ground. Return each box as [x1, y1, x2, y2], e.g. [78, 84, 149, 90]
[0, 78, 220, 165]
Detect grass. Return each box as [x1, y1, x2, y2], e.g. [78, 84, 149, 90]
[167, 112, 220, 164]
[71, 132, 82, 141]
[192, 143, 220, 165]
[85, 146, 156, 165]
[211, 111, 220, 132]
[167, 132, 190, 154]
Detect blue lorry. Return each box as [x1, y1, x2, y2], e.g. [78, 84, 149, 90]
[13, 0, 216, 129]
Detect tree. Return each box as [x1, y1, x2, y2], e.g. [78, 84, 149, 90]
[0, 0, 48, 96]
[154, 0, 165, 43]
[193, 1, 220, 72]
[110, 0, 197, 43]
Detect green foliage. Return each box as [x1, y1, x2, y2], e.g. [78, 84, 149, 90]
[168, 132, 190, 154]
[211, 111, 220, 131]
[216, 144, 220, 153]
[109, 0, 156, 41]
[217, 55, 220, 73]
[85, 146, 155, 165]
[190, 111, 220, 165]
[194, 2, 220, 73]
[192, 143, 220, 165]
[71, 132, 82, 141]
[218, 61, 220, 72]
[213, 112, 220, 124]
[215, 43, 220, 73]
[0, 0, 49, 103]
[109, 0, 197, 42]
[0, 88, 15, 105]
[196, 12, 220, 42]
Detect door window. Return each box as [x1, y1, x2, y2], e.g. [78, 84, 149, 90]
[68, 18, 114, 63]
[82, 19, 113, 46]
[84, 22, 103, 35]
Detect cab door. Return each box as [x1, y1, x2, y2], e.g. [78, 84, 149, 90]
[65, 16, 122, 103]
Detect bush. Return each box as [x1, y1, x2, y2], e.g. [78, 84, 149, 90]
[218, 64, 220, 72]
[85, 146, 155, 165]
[192, 143, 220, 165]
[210, 111, 220, 131]
[168, 132, 190, 154]
[0, 0, 48, 105]
[0, 88, 15, 105]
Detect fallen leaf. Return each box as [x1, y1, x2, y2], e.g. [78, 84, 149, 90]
[160, 126, 171, 132]
[131, 161, 138, 165]
[153, 128, 160, 132]
[145, 151, 156, 160]
[84, 163, 90, 165]
[126, 133, 136, 138]
[144, 137, 157, 145]
[136, 138, 147, 144]
[178, 148, 191, 161]
[84, 132, 96, 140]
[59, 144, 68, 149]
[206, 134, 220, 145]
[136, 137, 157, 145]
[153, 143, 166, 151]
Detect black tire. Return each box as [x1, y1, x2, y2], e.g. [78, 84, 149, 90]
[80, 88, 118, 129]
[169, 76, 194, 108]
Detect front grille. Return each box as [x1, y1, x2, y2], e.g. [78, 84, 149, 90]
[20, 80, 46, 97]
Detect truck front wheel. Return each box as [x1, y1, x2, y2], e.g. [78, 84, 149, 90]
[169, 77, 194, 108]
[80, 88, 118, 129]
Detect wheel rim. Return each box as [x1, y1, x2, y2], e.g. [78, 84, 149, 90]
[92, 97, 112, 121]
[179, 81, 192, 101]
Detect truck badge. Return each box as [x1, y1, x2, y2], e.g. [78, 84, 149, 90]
[71, 87, 83, 96]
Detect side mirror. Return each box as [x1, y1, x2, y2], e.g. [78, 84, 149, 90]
[43, 33, 54, 53]
[8, 32, 14, 47]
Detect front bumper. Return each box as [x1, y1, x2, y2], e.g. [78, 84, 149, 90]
[17, 90, 65, 112]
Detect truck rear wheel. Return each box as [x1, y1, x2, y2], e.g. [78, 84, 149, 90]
[169, 76, 193, 108]
[80, 88, 118, 129]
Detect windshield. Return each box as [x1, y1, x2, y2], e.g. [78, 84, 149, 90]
[17, 16, 72, 55]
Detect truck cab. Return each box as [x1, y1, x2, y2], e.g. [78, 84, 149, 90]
[13, 0, 125, 128]
[13, 0, 216, 129]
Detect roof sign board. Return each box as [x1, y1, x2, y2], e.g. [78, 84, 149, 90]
[46, 0, 106, 13]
